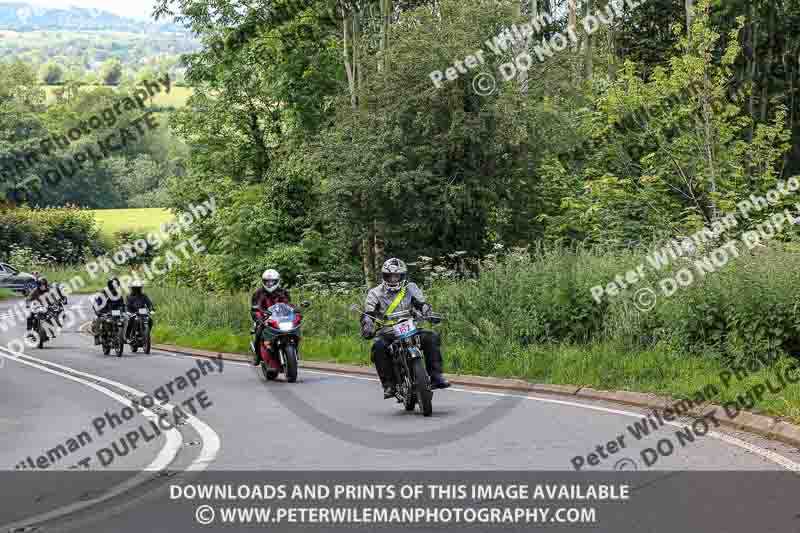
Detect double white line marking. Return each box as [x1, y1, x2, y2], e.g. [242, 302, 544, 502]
[0, 348, 220, 531]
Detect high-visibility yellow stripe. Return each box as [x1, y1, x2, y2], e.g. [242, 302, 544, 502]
[383, 287, 407, 325]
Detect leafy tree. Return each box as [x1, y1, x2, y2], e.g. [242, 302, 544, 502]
[99, 58, 123, 85]
[39, 61, 64, 85]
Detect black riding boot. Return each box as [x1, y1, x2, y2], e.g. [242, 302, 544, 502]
[372, 337, 396, 398]
[421, 331, 450, 389]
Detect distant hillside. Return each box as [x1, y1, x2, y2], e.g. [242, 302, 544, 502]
[0, 2, 183, 32]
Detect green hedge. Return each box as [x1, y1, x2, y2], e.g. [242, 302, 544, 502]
[0, 206, 103, 265]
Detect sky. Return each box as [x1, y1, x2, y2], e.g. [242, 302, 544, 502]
[24, 0, 157, 20]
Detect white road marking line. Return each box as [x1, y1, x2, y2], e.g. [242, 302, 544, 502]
[0, 349, 181, 531]
[7, 349, 221, 471]
[154, 350, 800, 471]
[0, 347, 221, 530]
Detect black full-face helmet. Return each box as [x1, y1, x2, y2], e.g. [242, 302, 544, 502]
[131, 279, 144, 296]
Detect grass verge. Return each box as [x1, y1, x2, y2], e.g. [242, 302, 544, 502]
[0, 289, 16, 300]
[148, 284, 800, 425]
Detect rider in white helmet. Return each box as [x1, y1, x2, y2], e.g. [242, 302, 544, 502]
[125, 279, 155, 341]
[361, 258, 450, 398]
[250, 269, 291, 365]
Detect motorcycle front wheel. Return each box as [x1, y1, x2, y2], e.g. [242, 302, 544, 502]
[403, 378, 416, 411]
[115, 329, 124, 357]
[36, 323, 45, 349]
[285, 344, 298, 383]
[413, 357, 433, 417]
[143, 322, 151, 354]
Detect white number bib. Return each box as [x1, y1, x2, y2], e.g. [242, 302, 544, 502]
[392, 320, 417, 339]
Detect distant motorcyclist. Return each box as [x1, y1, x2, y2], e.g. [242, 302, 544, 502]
[125, 279, 154, 340]
[48, 282, 68, 327]
[361, 258, 450, 398]
[250, 269, 291, 366]
[25, 277, 56, 341]
[91, 278, 127, 345]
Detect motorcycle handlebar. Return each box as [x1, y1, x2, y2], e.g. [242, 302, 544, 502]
[357, 307, 445, 327]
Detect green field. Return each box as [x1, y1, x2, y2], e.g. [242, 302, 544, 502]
[44, 85, 193, 107]
[89, 208, 174, 238]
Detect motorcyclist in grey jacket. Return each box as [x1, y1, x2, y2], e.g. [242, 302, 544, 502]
[360, 258, 450, 398]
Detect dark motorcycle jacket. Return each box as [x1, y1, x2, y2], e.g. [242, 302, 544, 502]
[26, 285, 65, 308]
[95, 295, 125, 315]
[127, 293, 155, 313]
[95, 280, 126, 316]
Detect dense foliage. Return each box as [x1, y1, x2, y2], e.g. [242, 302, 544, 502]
[0, 206, 102, 264]
[0, 61, 186, 208]
[145, 0, 800, 291]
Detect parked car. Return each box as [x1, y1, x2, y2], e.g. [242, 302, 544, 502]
[0, 263, 38, 294]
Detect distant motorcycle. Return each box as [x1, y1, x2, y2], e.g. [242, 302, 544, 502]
[128, 308, 153, 354]
[251, 301, 310, 383]
[99, 309, 127, 357]
[29, 303, 59, 349]
[353, 305, 443, 417]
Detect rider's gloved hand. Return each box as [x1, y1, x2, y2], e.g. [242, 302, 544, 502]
[361, 317, 375, 339]
[420, 303, 433, 317]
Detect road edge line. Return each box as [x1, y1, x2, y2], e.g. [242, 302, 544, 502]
[151, 342, 799, 449]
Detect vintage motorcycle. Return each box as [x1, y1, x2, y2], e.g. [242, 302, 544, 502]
[354, 306, 443, 417]
[29, 303, 59, 349]
[128, 307, 153, 354]
[251, 301, 310, 383]
[99, 309, 127, 357]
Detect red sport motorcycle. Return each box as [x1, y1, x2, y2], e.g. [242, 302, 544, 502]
[251, 301, 310, 383]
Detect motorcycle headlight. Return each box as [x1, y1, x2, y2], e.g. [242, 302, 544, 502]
[278, 322, 294, 331]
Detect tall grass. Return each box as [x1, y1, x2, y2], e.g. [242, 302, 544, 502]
[144, 242, 800, 421]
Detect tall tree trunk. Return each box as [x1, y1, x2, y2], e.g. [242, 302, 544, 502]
[342, 9, 356, 109]
[760, 3, 775, 123]
[344, 4, 374, 283]
[700, 1, 716, 222]
[373, 0, 391, 276]
[607, 18, 617, 81]
[373, 220, 385, 273]
[379, 0, 391, 75]
[685, 0, 694, 39]
[785, 43, 798, 174]
[584, 0, 593, 80]
[362, 217, 376, 286]
[568, 0, 577, 50]
[354, 8, 363, 104]
[748, 3, 758, 143]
